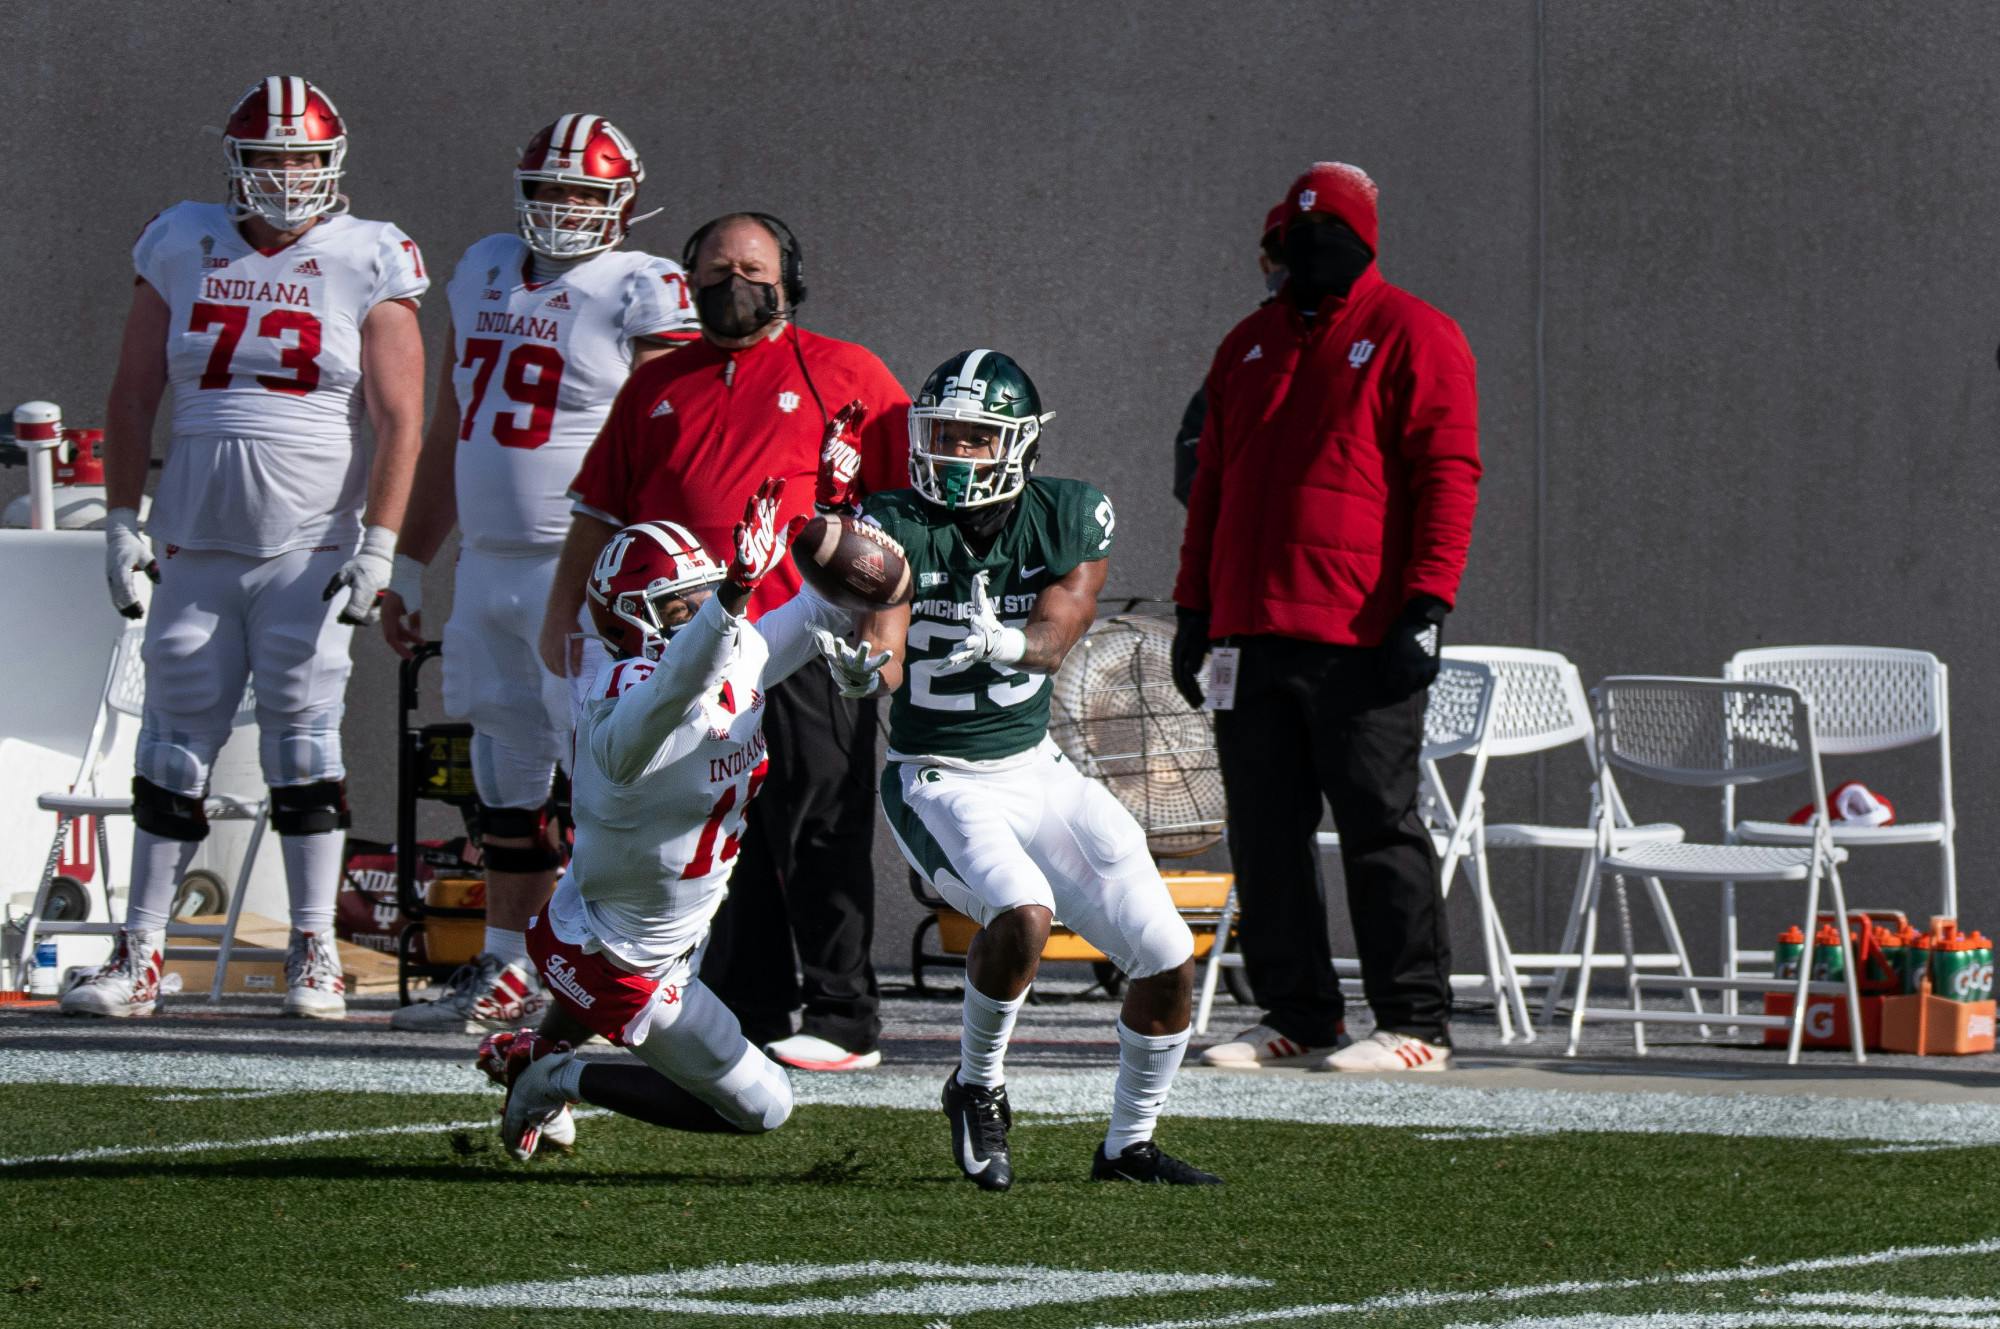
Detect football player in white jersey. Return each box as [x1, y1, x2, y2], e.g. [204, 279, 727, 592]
[379, 115, 701, 1035]
[64, 76, 427, 1021]
[481, 460, 861, 1159]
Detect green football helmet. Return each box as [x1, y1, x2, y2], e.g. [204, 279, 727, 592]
[907, 349, 1054, 510]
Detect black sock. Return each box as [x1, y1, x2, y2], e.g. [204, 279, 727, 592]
[578, 1063, 745, 1133]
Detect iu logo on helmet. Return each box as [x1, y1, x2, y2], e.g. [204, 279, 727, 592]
[1348, 339, 1376, 368]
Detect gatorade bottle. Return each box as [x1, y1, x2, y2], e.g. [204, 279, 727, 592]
[1810, 923, 1846, 983]
[1910, 934, 1937, 995]
[1897, 923, 1926, 993]
[1775, 926, 1806, 981]
[1931, 935, 1981, 1003]
[1868, 925, 1902, 994]
[1965, 931, 1995, 1004]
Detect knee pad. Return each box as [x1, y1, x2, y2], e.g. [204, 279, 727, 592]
[470, 729, 559, 812]
[1115, 881, 1197, 980]
[633, 981, 792, 1132]
[479, 801, 562, 873]
[132, 776, 210, 842]
[258, 718, 344, 788]
[269, 780, 351, 836]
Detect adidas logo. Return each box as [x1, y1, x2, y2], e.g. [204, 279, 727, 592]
[1242, 344, 1263, 363]
[291, 258, 321, 276]
[649, 398, 674, 419]
[481, 288, 502, 301]
[546, 290, 572, 310]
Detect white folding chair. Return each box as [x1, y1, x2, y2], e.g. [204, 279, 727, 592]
[14, 623, 277, 999]
[1567, 677, 1865, 1065]
[1442, 647, 1699, 1029]
[1719, 647, 1955, 1012]
[1194, 659, 1529, 1039]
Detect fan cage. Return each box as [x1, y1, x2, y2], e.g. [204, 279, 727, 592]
[1048, 613, 1225, 857]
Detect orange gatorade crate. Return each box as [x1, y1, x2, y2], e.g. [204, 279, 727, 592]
[1880, 992, 1997, 1055]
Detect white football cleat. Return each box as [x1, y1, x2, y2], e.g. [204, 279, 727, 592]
[1198, 1022, 1349, 1069]
[1314, 1029, 1451, 1073]
[282, 930, 347, 1020]
[540, 1105, 577, 1152]
[500, 1031, 576, 1161]
[58, 928, 165, 1018]
[391, 953, 548, 1034]
[765, 1032, 881, 1072]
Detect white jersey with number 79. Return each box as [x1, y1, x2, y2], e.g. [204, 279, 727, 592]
[562, 587, 850, 973]
[445, 233, 701, 557]
[133, 200, 428, 556]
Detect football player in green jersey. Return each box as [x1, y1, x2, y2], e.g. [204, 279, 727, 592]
[814, 349, 1219, 1191]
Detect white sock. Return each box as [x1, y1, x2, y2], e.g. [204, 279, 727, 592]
[279, 831, 345, 936]
[549, 1053, 585, 1100]
[1105, 1020, 1190, 1157]
[959, 984, 1027, 1088]
[484, 927, 530, 969]
[124, 830, 197, 935]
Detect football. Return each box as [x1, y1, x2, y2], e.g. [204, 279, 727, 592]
[790, 511, 913, 611]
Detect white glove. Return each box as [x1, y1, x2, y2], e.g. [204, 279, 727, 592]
[943, 573, 1026, 669]
[104, 506, 158, 620]
[814, 627, 891, 699]
[322, 525, 397, 626]
[387, 553, 426, 617]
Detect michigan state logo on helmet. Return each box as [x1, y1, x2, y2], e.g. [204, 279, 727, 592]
[908, 349, 1056, 509]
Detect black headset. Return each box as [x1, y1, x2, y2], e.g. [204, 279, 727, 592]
[680, 211, 807, 307]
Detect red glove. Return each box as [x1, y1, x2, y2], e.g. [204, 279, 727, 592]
[727, 477, 799, 591]
[815, 400, 868, 512]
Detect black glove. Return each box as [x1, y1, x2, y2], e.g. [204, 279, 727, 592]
[1171, 607, 1211, 709]
[1380, 594, 1449, 700]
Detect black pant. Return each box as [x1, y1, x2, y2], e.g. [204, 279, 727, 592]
[699, 666, 882, 1052]
[1212, 637, 1451, 1044]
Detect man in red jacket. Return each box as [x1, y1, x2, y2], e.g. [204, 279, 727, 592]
[542, 212, 909, 1071]
[1172, 162, 1480, 1073]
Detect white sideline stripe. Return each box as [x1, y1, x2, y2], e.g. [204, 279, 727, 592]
[1085, 1238, 2000, 1329]
[1446, 1314, 1986, 1327]
[0, 1110, 609, 1169]
[1787, 1291, 2000, 1312]
[8, 1050, 2000, 1147]
[149, 1089, 292, 1103]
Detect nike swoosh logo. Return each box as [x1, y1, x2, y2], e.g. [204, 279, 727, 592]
[956, 1123, 991, 1174]
[1022, 565, 1046, 579]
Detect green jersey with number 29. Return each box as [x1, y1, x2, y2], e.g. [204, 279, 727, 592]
[863, 477, 1115, 761]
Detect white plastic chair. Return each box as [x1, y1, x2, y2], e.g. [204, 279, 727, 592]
[1195, 659, 1532, 1039]
[13, 623, 277, 999]
[1443, 647, 1699, 1028]
[1568, 677, 1865, 1065]
[1719, 647, 1955, 1011]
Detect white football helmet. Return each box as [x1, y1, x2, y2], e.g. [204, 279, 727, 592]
[223, 76, 348, 230]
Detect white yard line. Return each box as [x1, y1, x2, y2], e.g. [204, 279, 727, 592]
[0, 1109, 609, 1169]
[1081, 1238, 2000, 1329]
[5, 1048, 2000, 1147]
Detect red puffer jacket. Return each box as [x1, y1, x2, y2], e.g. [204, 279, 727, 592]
[1173, 210, 1480, 647]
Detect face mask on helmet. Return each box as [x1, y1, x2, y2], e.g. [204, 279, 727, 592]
[515, 178, 636, 260]
[226, 142, 348, 230]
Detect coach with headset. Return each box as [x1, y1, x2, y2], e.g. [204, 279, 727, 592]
[541, 212, 911, 1071]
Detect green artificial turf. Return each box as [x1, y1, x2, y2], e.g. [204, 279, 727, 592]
[1, 1084, 1996, 1328]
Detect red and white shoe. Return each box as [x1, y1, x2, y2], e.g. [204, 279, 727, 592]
[764, 1032, 881, 1072]
[282, 930, 347, 1020]
[393, 954, 548, 1034]
[1198, 1022, 1349, 1069]
[58, 928, 164, 1018]
[477, 1030, 578, 1152]
[1314, 1030, 1451, 1073]
[496, 1029, 577, 1161]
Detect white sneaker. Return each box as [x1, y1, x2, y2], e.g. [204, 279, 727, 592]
[1314, 1029, 1451, 1072]
[391, 953, 548, 1034]
[282, 930, 347, 1020]
[59, 928, 164, 1018]
[500, 1032, 576, 1161]
[1198, 1022, 1350, 1069]
[764, 1032, 881, 1072]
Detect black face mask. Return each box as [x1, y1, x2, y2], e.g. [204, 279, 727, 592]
[695, 273, 782, 339]
[1283, 219, 1374, 310]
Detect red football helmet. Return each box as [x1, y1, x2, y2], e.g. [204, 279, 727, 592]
[223, 76, 348, 230]
[515, 114, 660, 259]
[586, 521, 725, 659]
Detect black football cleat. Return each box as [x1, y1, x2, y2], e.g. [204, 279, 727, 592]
[942, 1070, 1014, 1192]
[1090, 1139, 1223, 1185]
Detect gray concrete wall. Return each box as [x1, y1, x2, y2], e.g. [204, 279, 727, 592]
[0, 1, 1989, 983]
